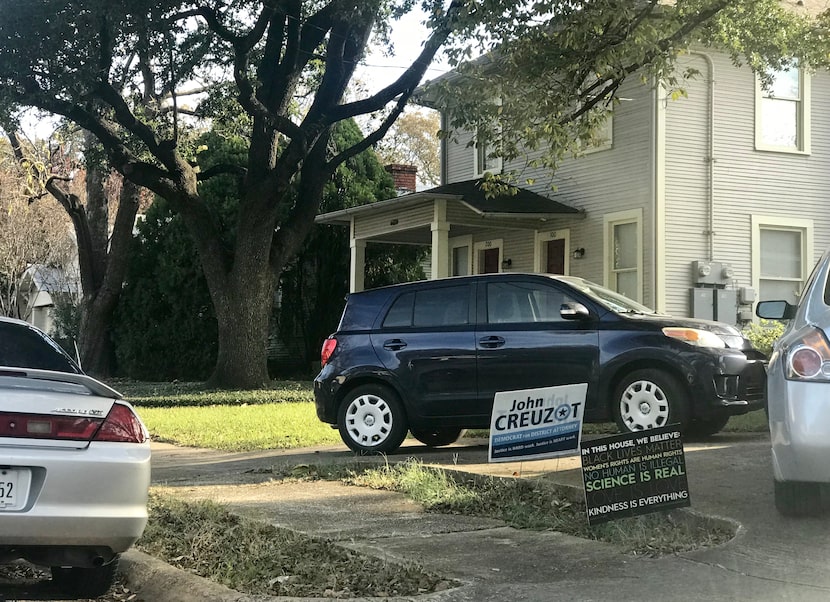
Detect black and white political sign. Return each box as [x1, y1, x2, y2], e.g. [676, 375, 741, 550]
[580, 425, 690, 525]
[488, 383, 587, 463]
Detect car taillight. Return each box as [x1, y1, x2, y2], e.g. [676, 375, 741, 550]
[0, 413, 101, 439]
[93, 403, 149, 443]
[321, 337, 338, 367]
[786, 327, 830, 381]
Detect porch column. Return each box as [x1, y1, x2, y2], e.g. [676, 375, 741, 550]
[431, 199, 449, 280]
[350, 218, 366, 292]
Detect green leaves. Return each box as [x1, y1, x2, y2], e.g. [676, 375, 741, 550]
[429, 0, 820, 178]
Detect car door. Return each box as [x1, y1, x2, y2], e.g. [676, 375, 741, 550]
[371, 282, 478, 422]
[476, 277, 600, 420]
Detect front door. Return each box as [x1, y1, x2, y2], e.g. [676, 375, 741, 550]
[476, 277, 599, 421]
[546, 239, 566, 274]
[481, 247, 500, 274]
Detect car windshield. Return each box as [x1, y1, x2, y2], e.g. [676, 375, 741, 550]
[555, 276, 656, 315]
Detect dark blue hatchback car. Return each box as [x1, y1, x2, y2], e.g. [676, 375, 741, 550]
[314, 273, 767, 453]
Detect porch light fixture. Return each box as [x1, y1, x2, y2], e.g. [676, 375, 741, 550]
[572, 248, 585, 259]
[501, 258, 513, 269]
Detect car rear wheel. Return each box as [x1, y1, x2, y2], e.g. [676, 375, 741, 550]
[774, 480, 823, 517]
[338, 384, 408, 454]
[613, 369, 690, 433]
[51, 555, 119, 598]
[410, 427, 466, 447]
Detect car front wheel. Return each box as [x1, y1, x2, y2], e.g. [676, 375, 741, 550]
[410, 427, 466, 447]
[613, 369, 690, 433]
[338, 384, 408, 454]
[51, 556, 119, 598]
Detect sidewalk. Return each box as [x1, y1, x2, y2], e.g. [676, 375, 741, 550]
[121, 433, 830, 602]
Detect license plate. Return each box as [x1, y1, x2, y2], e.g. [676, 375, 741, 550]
[0, 468, 27, 511]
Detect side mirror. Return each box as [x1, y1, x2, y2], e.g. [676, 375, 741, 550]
[756, 300, 796, 321]
[560, 302, 591, 320]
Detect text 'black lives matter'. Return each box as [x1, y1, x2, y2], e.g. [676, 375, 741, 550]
[579, 425, 690, 525]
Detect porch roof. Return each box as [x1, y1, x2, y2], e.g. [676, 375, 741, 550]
[315, 179, 581, 226]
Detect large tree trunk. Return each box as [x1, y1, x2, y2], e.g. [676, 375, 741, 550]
[209, 287, 273, 389]
[208, 268, 277, 389]
[202, 205, 280, 389]
[77, 179, 141, 377]
[77, 302, 113, 375]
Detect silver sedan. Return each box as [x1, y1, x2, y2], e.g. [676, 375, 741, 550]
[0, 317, 150, 598]
[757, 249, 830, 516]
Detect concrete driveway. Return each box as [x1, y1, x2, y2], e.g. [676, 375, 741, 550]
[137, 432, 830, 602]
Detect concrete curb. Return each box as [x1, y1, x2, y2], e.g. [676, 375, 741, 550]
[120, 550, 254, 602]
[120, 549, 469, 602]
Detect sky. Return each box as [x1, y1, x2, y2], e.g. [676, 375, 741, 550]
[356, 9, 451, 94]
[19, 9, 451, 140]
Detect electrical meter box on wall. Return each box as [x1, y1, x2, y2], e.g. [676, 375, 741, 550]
[690, 288, 715, 320]
[714, 289, 738, 325]
[691, 261, 735, 286]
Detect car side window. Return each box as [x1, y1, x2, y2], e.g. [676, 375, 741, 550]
[383, 286, 469, 328]
[383, 292, 415, 328]
[0, 323, 77, 373]
[487, 282, 573, 324]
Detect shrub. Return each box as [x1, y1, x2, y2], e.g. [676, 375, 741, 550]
[743, 319, 786, 356]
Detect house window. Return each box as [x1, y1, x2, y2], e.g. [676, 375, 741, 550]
[752, 216, 813, 305]
[756, 64, 810, 153]
[474, 127, 503, 176]
[580, 113, 613, 154]
[604, 209, 642, 302]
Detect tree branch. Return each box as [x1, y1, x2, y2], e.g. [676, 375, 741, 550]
[328, 0, 466, 122]
[197, 163, 248, 181]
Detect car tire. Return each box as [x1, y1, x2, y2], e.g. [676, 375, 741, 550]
[685, 415, 730, 438]
[774, 480, 823, 517]
[613, 369, 690, 433]
[338, 384, 408, 454]
[410, 427, 466, 447]
[51, 555, 119, 598]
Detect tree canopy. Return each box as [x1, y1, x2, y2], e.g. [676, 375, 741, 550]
[425, 0, 825, 178]
[0, 0, 824, 386]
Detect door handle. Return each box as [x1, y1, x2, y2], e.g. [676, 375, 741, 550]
[383, 339, 407, 351]
[479, 336, 505, 348]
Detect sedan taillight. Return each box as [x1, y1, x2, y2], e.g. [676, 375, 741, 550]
[321, 337, 337, 367]
[786, 327, 830, 381]
[93, 403, 149, 443]
[0, 413, 101, 439]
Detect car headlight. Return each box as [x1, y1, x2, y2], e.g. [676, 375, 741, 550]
[785, 327, 830, 382]
[662, 327, 726, 349]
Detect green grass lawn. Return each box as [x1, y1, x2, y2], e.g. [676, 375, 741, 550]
[136, 402, 342, 451]
[119, 380, 768, 451]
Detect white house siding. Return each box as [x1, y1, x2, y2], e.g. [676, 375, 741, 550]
[664, 51, 830, 317]
[663, 53, 713, 316]
[446, 129, 476, 184]
[353, 203, 434, 240]
[443, 77, 657, 306]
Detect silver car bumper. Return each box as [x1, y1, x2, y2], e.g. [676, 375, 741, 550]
[769, 376, 830, 483]
[0, 440, 151, 552]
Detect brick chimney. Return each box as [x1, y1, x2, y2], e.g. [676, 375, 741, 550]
[384, 164, 417, 196]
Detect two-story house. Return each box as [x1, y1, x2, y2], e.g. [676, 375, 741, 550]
[316, 7, 829, 325]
